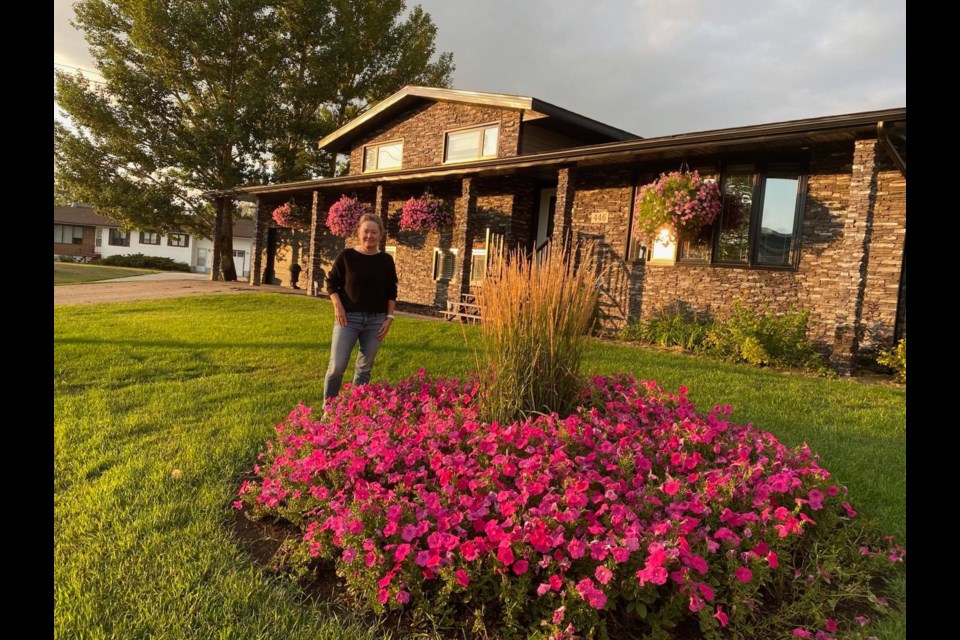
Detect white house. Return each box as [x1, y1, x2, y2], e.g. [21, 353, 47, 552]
[54, 205, 254, 277]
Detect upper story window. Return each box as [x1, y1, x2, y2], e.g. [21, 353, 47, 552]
[363, 140, 403, 172]
[139, 231, 160, 245]
[444, 124, 499, 163]
[167, 233, 189, 247]
[54, 224, 83, 245]
[108, 228, 130, 247]
[676, 162, 804, 269]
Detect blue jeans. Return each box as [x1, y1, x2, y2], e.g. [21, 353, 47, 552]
[323, 312, 387, 400]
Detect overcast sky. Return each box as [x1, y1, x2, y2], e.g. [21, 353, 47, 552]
[54, 0, 905, 138]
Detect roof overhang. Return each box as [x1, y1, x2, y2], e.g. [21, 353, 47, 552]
[317, 86, 638, 153]
[229, 107, 905, 200]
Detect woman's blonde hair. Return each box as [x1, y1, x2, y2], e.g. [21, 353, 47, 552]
[356, 213, 385, 235]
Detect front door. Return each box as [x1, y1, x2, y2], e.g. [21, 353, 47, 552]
[536, 187, 557, 251]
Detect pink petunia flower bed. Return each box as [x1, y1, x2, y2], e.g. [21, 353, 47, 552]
[237, 371, 903, 639]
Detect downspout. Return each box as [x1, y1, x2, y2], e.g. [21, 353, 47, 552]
[878, 121, 906, 178]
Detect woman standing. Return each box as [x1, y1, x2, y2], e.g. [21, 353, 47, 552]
[323, 213, 398, 401]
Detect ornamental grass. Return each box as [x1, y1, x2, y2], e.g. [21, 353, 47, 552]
[473, 242, 598, 424]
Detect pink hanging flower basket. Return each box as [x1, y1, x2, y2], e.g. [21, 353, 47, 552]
[634, 170, 722, 243]
[271, 202, 311, 230]
[399, 191, 451, 233]
[326, 195, 372, 237]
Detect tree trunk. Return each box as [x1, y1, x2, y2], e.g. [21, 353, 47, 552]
[215, 197, 238, 281]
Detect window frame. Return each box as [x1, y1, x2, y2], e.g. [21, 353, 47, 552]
[443, 122, 500, 164]
[54, 224, 84, 245]
[139, 231, 160, 245]
[167, 233, 190, 248]
[108, 228, 130, 247]
[671, 160, 807, 271]
[432, 248, 457, 282]
[469, 248, 487, 285]
[362, 139, 404, 173]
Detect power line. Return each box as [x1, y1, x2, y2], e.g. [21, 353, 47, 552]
[54, 62, 107, 85]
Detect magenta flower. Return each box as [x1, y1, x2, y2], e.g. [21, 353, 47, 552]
[455, 569, 470, 587]
[714, 605, 728, 628]
[595, 566, 613, 585]
[735, 566, 752, 583]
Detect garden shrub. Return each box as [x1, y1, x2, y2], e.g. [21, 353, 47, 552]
[876, 337, 906, 383]
[622, 305, 713, 350]
[700, 302, 826, 373]
[238, 370, 904, 640]
[100, 253, 192, 271]
[474, 243, 597, 423]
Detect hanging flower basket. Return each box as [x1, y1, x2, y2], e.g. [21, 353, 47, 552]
[634, 170, 722, 243]
[271, 201, 311, 230]
[399, 191, 451, 232]
[326, 195, 371, 237]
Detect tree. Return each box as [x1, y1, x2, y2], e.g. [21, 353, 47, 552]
[55, 0, 454, 279]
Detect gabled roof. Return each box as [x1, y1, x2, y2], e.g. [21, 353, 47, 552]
[317, 86, 639, 153]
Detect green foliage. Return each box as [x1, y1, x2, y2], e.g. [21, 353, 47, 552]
[700, 302, 827, 373]
[100, 254, 192, 271]
[54, 0, 455, 238]
[475, 243, 598, 423]
[621, 304, 713, 350]
[876, 337, 906, 383]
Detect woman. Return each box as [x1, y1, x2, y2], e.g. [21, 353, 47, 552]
[323, 213, 398, 401]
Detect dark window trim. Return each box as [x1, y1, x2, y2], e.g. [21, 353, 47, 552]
[108, 228, 130, 247]
[167, 233, 190, 247]
[139, 231, 160, 245]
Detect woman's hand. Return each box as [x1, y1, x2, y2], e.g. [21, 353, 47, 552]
[334, 301, 348, 327]
[377, 317, 393, 340]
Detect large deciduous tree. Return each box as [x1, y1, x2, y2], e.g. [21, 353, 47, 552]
[55, 0, 454, 280]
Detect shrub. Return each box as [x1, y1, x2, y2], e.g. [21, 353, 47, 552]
[238, 371, 904, 640]
[100, 254, 192, 271]
[623, 305, 713, 350]
[876, 337, 906, 383]
[474, 243, 598, 423]
[700, 302, 826, 373]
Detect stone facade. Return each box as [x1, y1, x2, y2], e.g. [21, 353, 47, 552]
[347, 102, 522, 175]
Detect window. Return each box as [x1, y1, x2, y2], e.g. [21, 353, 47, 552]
[444, 124, 499, 163]
[108, 229, 130, 246]
[363, 140, 403, 172]
[197, 248, 208, 268]
[139, 231, 160, 245]
[470, 249, 487, 285]
[54, 224, 83, 245]
[432, 248, 457, 281]
[675, 163, 804, 269]
[168, 233, 189, 247]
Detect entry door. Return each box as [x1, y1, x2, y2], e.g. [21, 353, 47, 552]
[536, 187, 557, 250]
[233, 250, 246, 277]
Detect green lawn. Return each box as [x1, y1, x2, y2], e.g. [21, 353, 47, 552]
[54, 294, 906, 639]
[54, 262, 159, 284]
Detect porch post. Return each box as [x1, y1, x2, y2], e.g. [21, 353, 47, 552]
[249, 196, 271, 285]
[833, 138, 880, 373]
[448, 176, 477, 301]
[553, 165, 576, 251]
[306, 190, 326, 296]
[374, 184, 388, 250]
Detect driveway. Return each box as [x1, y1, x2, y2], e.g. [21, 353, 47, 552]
[55, 273, 309, 306]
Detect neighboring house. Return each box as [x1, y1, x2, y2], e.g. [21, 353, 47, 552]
[232, 86, 906, 372]
[54, 205, 255, 277]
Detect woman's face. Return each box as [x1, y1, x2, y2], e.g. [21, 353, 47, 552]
[358, 220, 381, 250]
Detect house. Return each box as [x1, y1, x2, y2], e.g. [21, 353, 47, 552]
[54, 205, 256, 277]
[231, 86, 906, 372]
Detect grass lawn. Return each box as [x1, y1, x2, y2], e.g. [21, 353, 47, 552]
[54, 262, 160, 285]
[54, 294, 906, 639]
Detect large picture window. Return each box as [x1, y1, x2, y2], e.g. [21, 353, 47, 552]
[54, 224, 84, 245]
[363, 140, 403, 172]
[676, 163, 804, 269]
[444, 125, 499, 163]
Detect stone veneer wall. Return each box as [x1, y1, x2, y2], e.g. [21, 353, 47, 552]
[347, 102, 522, 175]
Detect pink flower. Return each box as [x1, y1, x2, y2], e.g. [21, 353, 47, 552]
[767, 551, 779, 569]
[713, 605, 728, 627]
[497, 543, 515, 566]
[460, 540, 480, 561]
[825, 619, 837, 632]
[233, 501, 243, 510]
[595, 566, 613, 585]
[842, 502, 858, 518]
[855, 615, 870, 626]
[455, 569, 470, 587]
[377, 588, 390, 604]
[396, 590, 410, 604]
[792, 630, 812, 638]
[662, 480, 681, 496]
[513, 560, 529, 575]
[698, 582, 715, 601]
[395, 543, 411, 562]
[552, 606, 566, 624]
[567, 539, 586, 559]
[735, 566, 752, 583]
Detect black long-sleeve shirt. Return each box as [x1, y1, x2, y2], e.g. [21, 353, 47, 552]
[326, 249, 398, 313]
